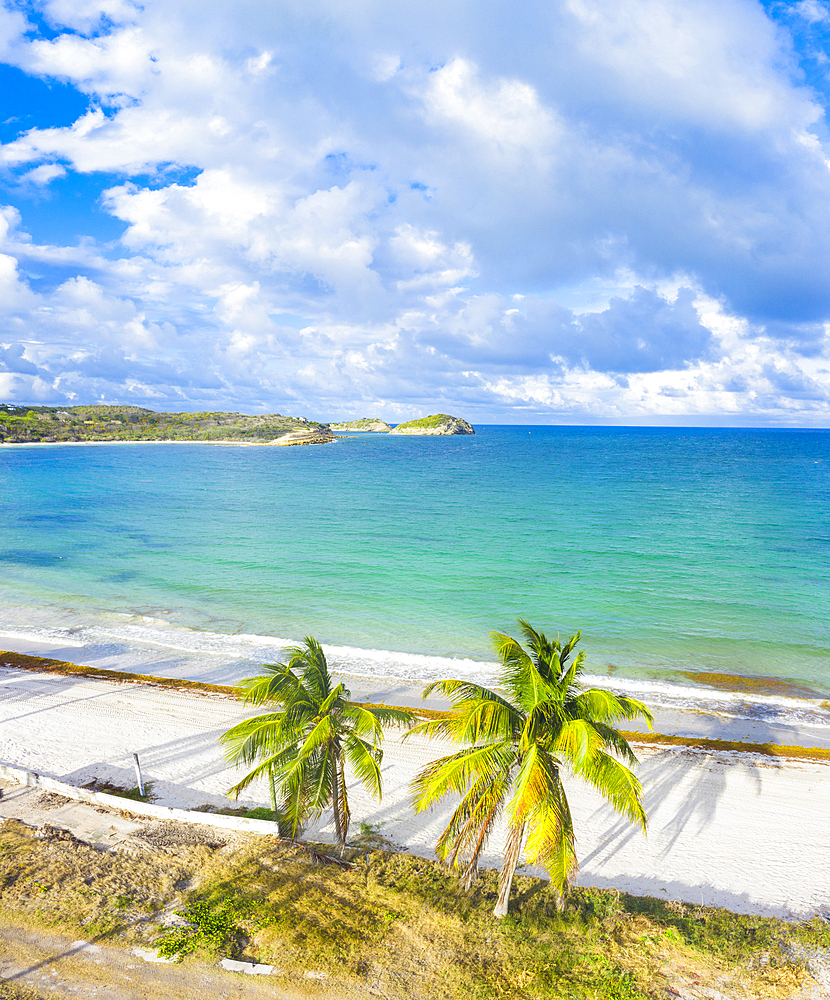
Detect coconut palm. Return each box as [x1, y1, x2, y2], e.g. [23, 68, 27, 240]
[408, 620, 653, 917]
[220, 636, 413, 850]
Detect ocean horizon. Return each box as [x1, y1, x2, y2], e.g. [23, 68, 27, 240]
[2, 425, 829, 715]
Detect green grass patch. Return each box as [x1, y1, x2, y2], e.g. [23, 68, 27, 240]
[83, 780, 155, 803]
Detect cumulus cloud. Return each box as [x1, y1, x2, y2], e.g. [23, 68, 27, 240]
[563, 288, 715, 373]
[0, 0, 828, 422]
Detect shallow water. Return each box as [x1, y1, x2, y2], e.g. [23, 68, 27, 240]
[1, 426, 829, 699]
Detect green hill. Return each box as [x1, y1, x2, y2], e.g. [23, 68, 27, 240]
[0, 405, 334, 446]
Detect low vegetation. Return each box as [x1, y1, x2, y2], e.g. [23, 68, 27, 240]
[0, 404, 331, 444]
[395, 413, 454, 429]
[1, 817, 827, 999]
[329, 417, 393, 431]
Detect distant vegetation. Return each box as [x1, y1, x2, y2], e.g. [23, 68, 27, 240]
[395, 413, 457, 430]
[329, 417, 392, 432]
[0, 404, 333, 445]
[390, 413, 475, 435]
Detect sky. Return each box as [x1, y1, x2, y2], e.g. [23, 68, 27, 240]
[1, 0, 830, 424]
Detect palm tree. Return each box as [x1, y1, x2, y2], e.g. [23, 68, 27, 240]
[408, 620, 653, 917]
[220, 637, 413, 850]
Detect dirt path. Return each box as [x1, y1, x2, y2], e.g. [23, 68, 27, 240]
[0, 921, 357, 999]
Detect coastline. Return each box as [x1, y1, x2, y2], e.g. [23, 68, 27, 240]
[0, 437, 337, 447]
[3, 623, 829, 750]
[6, 647, 830, 761]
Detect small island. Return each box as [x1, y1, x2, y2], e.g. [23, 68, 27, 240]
[390, 413, 475, 435]
[329, 417, 392, 432]
[0, 405, 335, 446]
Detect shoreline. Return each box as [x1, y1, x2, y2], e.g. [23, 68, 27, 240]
[0, 437, 337, 448]
[2, 625, 829, 750]
[5, 648, 830, 761]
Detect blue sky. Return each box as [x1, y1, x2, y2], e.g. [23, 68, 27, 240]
[1, 0, 830, 423]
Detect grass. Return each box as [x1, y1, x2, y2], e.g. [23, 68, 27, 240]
[0, 818, 207, 941]
[83, 780, 155, 803]
[153, 840, 828, 999]
[0, 985, 48, 1000]
[1, 817, 827, 998]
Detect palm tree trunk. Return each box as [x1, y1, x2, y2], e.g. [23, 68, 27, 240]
[331, 751, 345, 848]
[339, 755, 350, 851]
[268, 766, 278, 822]
[494, 822, 525, 918]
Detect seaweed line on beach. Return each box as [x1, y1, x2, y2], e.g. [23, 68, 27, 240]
[3, 650, 829, 763]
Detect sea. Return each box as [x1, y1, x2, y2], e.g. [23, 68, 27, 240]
[1, 426, 829, 726]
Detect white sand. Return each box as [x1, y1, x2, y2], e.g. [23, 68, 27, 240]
[1, 664, 828, 921]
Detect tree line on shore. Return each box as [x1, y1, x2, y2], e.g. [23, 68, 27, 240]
[219, 621, 653, 918]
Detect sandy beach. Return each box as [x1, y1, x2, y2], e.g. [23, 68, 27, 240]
[1, 639, 828, 922]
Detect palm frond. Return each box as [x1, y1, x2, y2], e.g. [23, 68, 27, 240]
[421, 679, 518, 712]
[406, 686, 522, 744]
[344, 735, 383, 799]
[296, 713, 335, 760]
[235, 662, 308, 708]
[340, 703, 385, 743]
[294, 636, 338, 704]
[439, 768, 512, 875]
[491, 629, 563, 712]
[220, 716, 307, 768]
[576, 750, 647, 830]
[571, 688, 654, 728]
[585, 720, 641, 765]
[505, 743, 563, 828]
[522, 777, 578, 891]
[411, 742, 517, 813]
[317, 681, 347, 717]
[547, 717, 603, 771]
[283, 741, 333, 819]
[558, 648, 586, 693]
[346, 703, 416, 730]
[226, 754, 285, 800]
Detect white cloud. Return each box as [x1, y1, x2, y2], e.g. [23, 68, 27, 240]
[0, 0, 828, 422]
[793, 0, 829, 24]
[421, 58, 558, 156]
[40, 0, 141, 32]
[19, 163, 66, 185]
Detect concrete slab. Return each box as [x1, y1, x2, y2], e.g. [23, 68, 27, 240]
[0, 780, 144, 845]
[219, 958, 277, 975]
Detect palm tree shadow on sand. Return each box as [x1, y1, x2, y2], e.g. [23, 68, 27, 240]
[577, 741, 777, 873]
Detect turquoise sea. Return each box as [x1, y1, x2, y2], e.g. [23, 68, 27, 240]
[1, 426, 829, 703]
